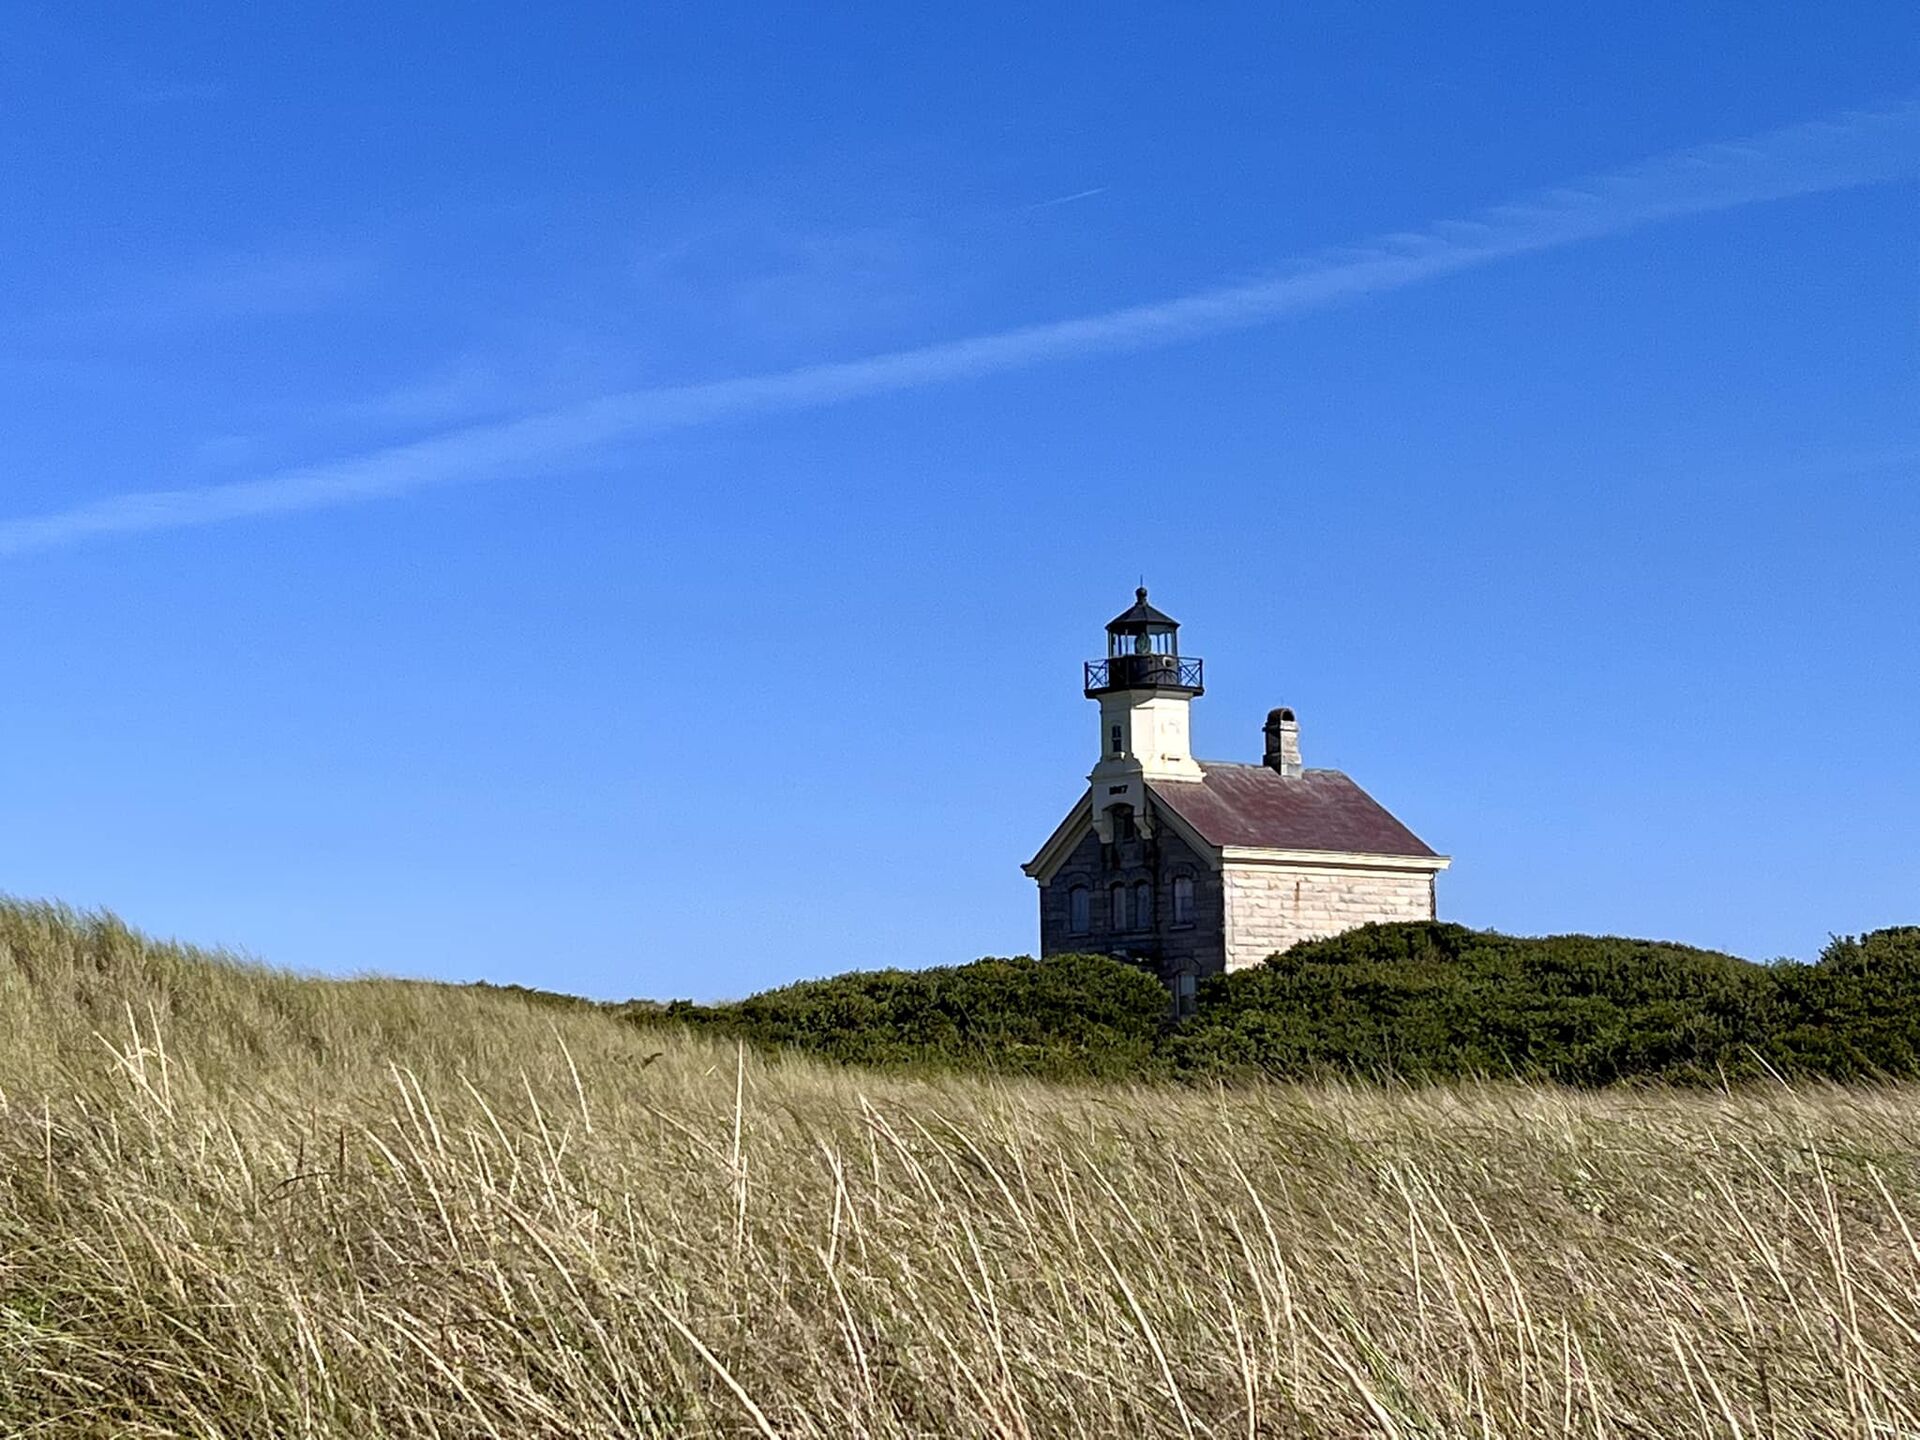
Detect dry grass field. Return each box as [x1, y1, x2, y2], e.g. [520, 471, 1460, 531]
[5, 899, 1920, 1438]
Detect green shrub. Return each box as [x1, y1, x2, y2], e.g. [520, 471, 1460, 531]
[1760, 926, 1920, 1078]
[626, 952, 1172, 1081]
[617, 922, 1920, 1088]
[1164, 922, 1774, 1084]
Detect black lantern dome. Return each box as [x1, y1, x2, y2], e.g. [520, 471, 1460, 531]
[1085, 586, 1204, 697]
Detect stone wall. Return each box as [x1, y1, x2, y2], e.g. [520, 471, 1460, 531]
[1221, 864, 1436, 971]
[1038, 817, 1225, 980]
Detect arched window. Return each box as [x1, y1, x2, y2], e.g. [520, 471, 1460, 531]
[1172, 875, 1195, 926]
[1133, 880, 1153, 929]
[1173, 971, 1198, 1017]
[1068, 886, 1090, 936]
[1108, 882, 1128, 932]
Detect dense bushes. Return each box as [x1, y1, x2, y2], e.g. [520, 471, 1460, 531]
[1174, 922, 1920, 1084]
[631, 922, 1920, 1087]
[1762, 926, 1920, 1079]
[633, 952, 1172, 1080]
[1166, 923, 1772, 1084]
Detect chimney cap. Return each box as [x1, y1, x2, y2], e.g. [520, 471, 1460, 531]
[1264, 706, 1303, 777]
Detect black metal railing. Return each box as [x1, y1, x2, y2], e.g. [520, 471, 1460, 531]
[1084, 654, 1204, 694]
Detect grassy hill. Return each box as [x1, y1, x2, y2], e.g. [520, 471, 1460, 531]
[7, 900, 1920, 1435]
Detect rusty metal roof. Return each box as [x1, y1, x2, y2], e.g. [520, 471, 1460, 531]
[1149, 762, 1439, 857]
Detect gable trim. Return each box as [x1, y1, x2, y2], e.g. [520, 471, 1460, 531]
[1022, 787, 1233, 887]
[1021, 794, 1093, 885]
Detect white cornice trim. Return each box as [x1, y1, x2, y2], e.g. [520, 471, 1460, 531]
[1021, 795, 1093, 884]
[1218, 846, 1452, 873]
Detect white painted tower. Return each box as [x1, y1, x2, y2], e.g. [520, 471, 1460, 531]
[1083, 587, 1204, 841]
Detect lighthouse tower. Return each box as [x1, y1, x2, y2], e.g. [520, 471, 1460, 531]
[1084, 587, 1204, 841]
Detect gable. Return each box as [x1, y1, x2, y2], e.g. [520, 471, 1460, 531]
[1022, 786, 1228, 886]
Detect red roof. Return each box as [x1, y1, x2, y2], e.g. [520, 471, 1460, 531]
[1149, 762, 1438, 857]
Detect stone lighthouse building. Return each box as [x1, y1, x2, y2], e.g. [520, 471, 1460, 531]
[1022, 589, 1448, 1005]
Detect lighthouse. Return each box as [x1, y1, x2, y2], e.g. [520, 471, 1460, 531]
[1023, 588, 1450, 1004]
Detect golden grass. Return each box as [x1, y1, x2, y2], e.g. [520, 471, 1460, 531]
[5, 899, 1920, 1437]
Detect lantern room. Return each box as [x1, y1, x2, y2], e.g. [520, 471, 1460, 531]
[1084, 586, 1204, 697]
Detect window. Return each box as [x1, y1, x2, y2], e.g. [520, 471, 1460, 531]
[1173, 972, 1198, 1018]
[1172, 875, 1195, 927]
[1107, 804, 1137, 842]
[1108, 882, 1128, 931]
[1110, 723, 1124, 756]
[1133, 881, 1153, 929]
[1068, 886, 1090, 936]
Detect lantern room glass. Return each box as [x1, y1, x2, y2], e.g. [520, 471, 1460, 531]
[1108, 628, 1178, 658]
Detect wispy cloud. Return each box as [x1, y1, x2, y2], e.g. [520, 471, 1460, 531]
[4, 100, 1916, 558]
[1025, 186, 1109, 211]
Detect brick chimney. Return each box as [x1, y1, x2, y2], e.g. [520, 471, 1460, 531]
[1263, 707, 1302, 778]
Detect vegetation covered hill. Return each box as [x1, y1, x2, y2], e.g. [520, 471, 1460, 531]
[7, 901, 1920, 1436]
[647, 921, 1920, 1085]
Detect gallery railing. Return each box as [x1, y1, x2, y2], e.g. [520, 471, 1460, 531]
[1084, 655, 1204, 694]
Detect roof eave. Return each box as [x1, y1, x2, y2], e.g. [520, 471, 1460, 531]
[1217, 845, 1452, 872]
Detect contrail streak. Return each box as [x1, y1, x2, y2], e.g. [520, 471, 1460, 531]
[4, 100, 1915, 557]
[1026, 186, 1109, 209]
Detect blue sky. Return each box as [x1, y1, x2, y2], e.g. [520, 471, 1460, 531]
[3, 3, 1916, 998]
